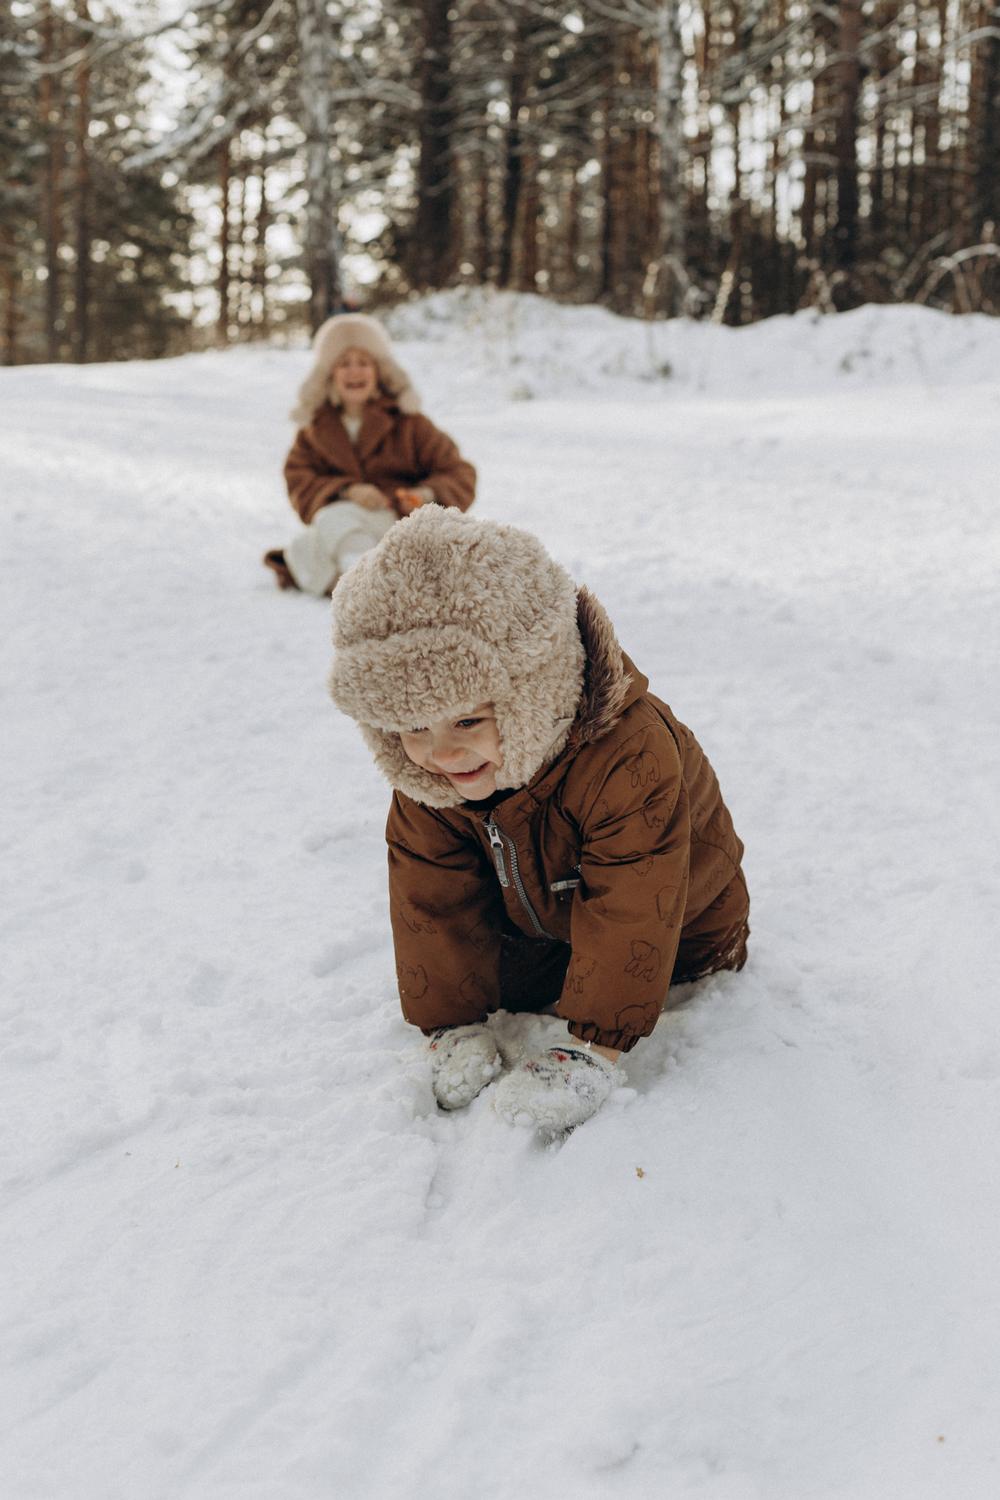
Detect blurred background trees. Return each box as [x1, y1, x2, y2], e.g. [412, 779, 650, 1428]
[3, 0, 998, 363]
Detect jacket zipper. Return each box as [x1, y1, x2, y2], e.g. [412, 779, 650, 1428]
[484, 818, 510, 888]
[483, 816, 554, 940]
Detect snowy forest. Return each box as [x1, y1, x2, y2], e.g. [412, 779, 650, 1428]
[3, 0, 1000, 364]
[6, 6, 1000, 1496]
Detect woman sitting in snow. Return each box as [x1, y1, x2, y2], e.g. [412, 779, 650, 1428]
[264, 312, 476, 596]
[329, 507, 749, 1133]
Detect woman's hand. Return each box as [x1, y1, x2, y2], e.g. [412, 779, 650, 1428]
[395, 485, 436, 514]
[344, 483, 394, 511]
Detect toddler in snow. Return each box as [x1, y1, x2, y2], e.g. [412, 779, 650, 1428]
[264, 313, 476, 596]
[329, 507, 749, 1132]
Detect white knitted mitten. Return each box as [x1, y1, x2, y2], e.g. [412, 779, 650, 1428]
[493, 1044, 622, 1131]
[429, 1023, 502, 1111]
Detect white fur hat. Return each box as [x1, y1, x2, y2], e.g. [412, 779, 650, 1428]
[329, 508, 586, 807]
[290, 313, 421, 426]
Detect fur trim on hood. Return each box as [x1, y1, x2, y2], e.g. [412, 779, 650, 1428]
[567, 588, 634, 749]
[290, 313, 421, 427]
[329, 508, 587, 807]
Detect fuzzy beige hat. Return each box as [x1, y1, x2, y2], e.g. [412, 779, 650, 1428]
[329, 508, 586, 807]
[290, 313, 421, 426]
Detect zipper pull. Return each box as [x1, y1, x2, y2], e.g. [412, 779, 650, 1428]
[484, 818, 510, 887]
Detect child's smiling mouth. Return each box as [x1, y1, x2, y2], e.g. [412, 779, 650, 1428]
[444, 762, 490, 782]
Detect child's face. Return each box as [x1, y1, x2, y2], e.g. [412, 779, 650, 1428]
[399, 705, 502, 798]
[331, 348, 379, 407]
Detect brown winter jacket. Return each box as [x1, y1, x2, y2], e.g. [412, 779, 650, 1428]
[284, 398, 476, 524]
[386, 592, 747, 1053]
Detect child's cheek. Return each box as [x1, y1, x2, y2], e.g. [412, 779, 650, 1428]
[399, 735, 422, 766]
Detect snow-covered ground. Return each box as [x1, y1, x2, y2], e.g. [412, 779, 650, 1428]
[3, 293, 999, 1500]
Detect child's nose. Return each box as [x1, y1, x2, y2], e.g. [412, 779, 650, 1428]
[431, 734, 464, 767]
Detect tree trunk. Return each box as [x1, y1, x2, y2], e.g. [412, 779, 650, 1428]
[74, 0, 91, 363]
[498, 27, 527, 289]
[232, 145, 251, 329]
[39, 2, 63, 361]
[295, 0, 342, 331]
[413, 0, 455, 287]
[217, 139, 231, 344]
[565, 158, 581, 296]
[1, 253, 17, 366]
[725, 104, 746, 324]
[254, 143, 271, 333]
[475, 150, 492, 282]
[870, 93, 886, 246]
[516, 148, 539, 291]
[832, 0, 862, 284]
[600, 55, 634, 308]
[653, 0, 686, 314]
[967, 2, 1000, 237]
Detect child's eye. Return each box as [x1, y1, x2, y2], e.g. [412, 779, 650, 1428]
[455, 718, 482, 730]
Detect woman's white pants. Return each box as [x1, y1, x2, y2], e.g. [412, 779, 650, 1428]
[284, 501, 396, 596]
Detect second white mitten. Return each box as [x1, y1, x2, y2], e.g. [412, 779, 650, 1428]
[493, 1044, 621, 1132]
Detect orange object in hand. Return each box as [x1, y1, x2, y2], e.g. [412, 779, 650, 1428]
[395, 488, 427, 514]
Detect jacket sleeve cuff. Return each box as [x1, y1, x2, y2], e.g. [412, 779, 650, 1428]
[565, 1019, 646, 1053]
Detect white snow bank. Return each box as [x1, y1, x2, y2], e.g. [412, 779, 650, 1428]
[385, 286, 1000, 402]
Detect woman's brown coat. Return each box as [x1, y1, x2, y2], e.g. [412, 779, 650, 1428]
[284, 399, 476, 523]
[386, 594, 748, 1053]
